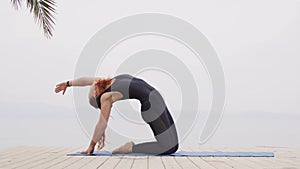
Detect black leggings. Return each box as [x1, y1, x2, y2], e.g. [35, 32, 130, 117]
[132, 107, 179, 155]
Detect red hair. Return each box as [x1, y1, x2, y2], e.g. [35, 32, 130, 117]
[93, 78, 113, 96]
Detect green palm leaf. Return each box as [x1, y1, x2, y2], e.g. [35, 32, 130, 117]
[11, 0, 56, 38]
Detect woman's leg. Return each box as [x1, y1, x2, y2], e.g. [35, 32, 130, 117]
[132, 108, 178, 155]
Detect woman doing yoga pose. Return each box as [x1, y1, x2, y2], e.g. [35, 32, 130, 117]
[55, 74, 178, 155]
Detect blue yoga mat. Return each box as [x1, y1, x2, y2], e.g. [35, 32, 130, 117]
[67, 150, 274, 157]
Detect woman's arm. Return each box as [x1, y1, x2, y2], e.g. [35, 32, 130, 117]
[69, 77, 100, 87]
[55, 77, 100, 95]
[82, 93, 113, 154]
[82, 92, 123, 154]
[90, 99, 112, 146]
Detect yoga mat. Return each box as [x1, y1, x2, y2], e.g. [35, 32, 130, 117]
[67, 150, 274, 157]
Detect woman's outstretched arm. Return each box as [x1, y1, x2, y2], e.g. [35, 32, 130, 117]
[69, 77, 100, 86]
[55, 77, 100, 95]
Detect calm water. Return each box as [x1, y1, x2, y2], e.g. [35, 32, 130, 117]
[1, 110, 300, 150]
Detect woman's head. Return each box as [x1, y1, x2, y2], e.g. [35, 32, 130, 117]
[89, 78, 113, 109]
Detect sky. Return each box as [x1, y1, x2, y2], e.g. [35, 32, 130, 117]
[0, 0, 300, 149]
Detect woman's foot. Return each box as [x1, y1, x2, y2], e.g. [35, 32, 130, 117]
[112, 141, 134, 154]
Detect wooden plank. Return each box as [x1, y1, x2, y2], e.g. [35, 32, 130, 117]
[223, 148, 281, 169]
[31, 154, 70, 169]
[79, 156, 109, 169]
[8, 147, 67, 169]
[275, 157, 300, 167]
[131, 156, 148, 169]
[188, 157, 216, 169]
[47, 156, 84, 169]
[236, 157, 270, 169]
[64, 157, 96, 169]
[224, 148, 298, 169]
[1, 147, 300, 169]
[0, 146, 55, 168]
[174, 157, 198, 169]
[148, 156, 165, 169]
[272, 149, 300, 166]
[225, 157, 256, 169]
[0, 146, 36, 160]
[20, 147, 78, 169]
[276, 151, 299, 158]
[253, 156, 299, 168]
[114, 156, 134, 169]
[0, 146, 28, 157]
[246, 156, 293, 169]
[161, 156, 181, 169]
[202, 157, 233, 169]
[97, 156, 122, 169]
[216, 148, 267, 169]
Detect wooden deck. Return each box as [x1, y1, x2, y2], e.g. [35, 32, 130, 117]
[0, 146, 299, 169]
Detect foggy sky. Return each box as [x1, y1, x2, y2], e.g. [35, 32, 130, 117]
[0, 0, 299, 148]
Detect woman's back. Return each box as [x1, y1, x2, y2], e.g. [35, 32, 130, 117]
[111, 74, 155, 102]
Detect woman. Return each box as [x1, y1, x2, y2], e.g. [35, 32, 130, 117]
[55, 74, 178, 155]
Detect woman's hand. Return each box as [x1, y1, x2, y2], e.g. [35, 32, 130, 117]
[81, 145, 95, 155]
[97, 132, 106, 151]
[55, 82, 68, 95]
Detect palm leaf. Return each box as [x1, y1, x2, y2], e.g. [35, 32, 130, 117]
[11, 0, 22, 9]
[11, 0, 56, 38]
[30, 0, 56, 38]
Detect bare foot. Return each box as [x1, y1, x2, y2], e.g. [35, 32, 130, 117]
[112, 141, 134, 154]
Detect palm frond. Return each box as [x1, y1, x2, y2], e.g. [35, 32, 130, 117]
[12, 0, 56, 38]
[26, 0, 34, 11]
[11, 0, 22, 9]
[29, 0, 56, 38]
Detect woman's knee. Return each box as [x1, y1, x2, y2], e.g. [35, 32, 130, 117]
[169, 143, 179, 153]
[160, 143, 178, 155]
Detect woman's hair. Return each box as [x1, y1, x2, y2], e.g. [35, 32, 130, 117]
[93, 78, 113, 95]
[89, 78, 113, 109]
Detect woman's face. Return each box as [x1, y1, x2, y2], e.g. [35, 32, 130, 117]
[88, 85, 95, 100]
[88, 85, 99, 109]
